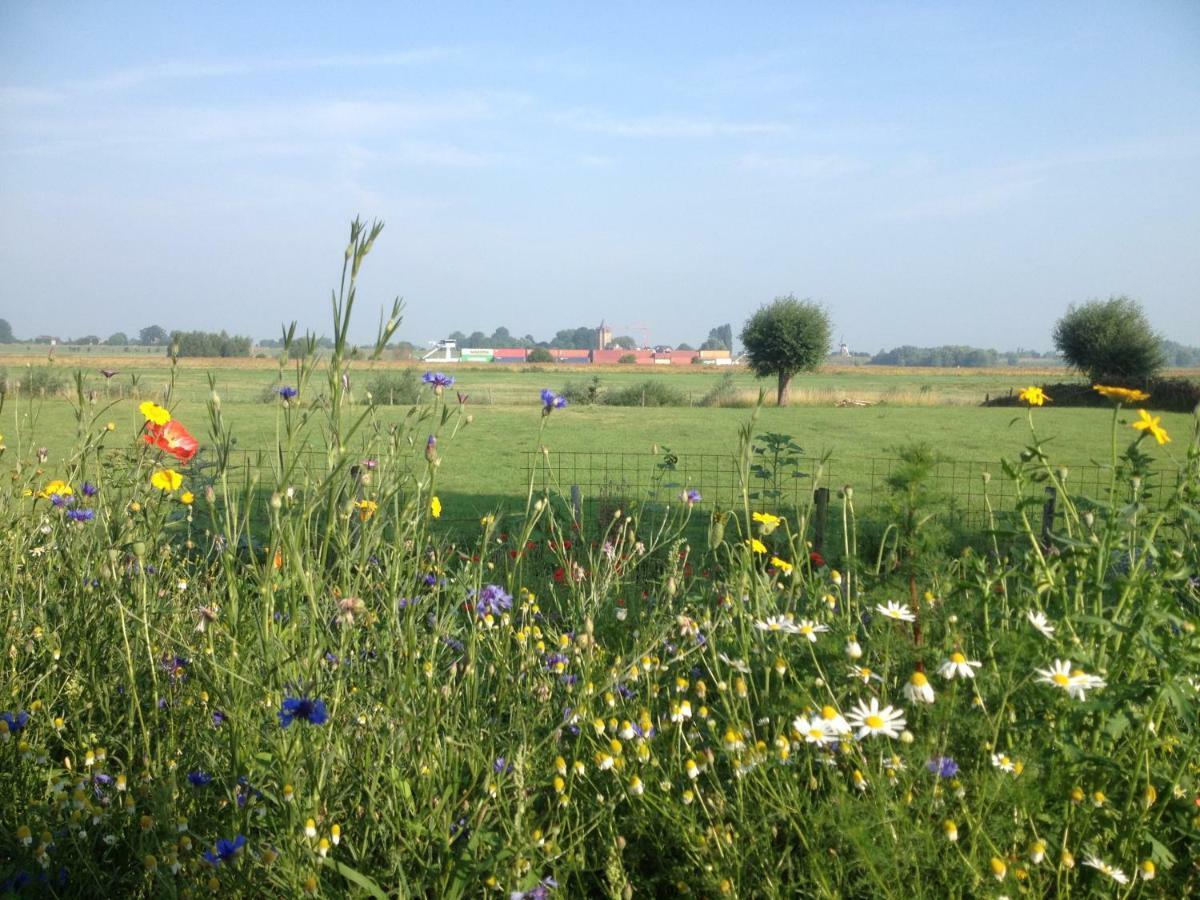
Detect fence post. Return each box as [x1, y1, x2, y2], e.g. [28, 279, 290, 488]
[570, 484, 582, 525]
[1041, 486, 1057, 547]
[812, 487, 830, 553]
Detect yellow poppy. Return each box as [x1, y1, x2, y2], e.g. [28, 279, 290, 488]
[180, 491, 194, 505]
[430, 496, 442, 518]
[150, 469, 183, 492]
[39, 479, 73, 498]
[1017, 386, 1049, 406]
[1132, 409, 1170, 445]
[746, 538, 767, 554]
[1092, 384, 1150, 403]
[770, 556, 793, 574]
[354, 499, 378, 521]
[139, 401, 171, 426]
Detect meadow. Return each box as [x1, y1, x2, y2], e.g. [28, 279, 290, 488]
[2, 248, 1198, 896]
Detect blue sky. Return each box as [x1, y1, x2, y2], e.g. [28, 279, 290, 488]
[1, 1, 1198, 351]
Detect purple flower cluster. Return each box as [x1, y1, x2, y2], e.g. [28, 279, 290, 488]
[187, 770, 213, 787]
[66, 508, 95, 523]
[474, 584, 513, 619]
[423, 371, 455, 390]
[278, 386, 299, 400]
[1, 711, 30, 734]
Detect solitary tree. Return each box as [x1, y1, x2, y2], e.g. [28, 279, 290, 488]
[139, 325, 169, 346]
[1052, 296, 1164, 385]
[740, 296, 832, 406]
[0, 318, 14, 343]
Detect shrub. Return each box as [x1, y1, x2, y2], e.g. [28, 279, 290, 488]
[604, 379, 688, 407]
[560, 376, 604, 406]
[527, 348, 554, 364]
[699, 372, 740, 407]
[365, 369, 421, 405]
[16, 366, 67, 396]
[1052, 296, 1164, 385]
[618, 354, 637, 364]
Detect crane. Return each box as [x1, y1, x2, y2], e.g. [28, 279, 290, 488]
[618, 322, 650, 350]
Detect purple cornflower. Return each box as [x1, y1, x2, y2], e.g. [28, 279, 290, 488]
[278, 696, 328, 727]
[493, 757, 513, 775]
[512, 877, 559, 899]
[682, 488, 702, 504]
[212, 710, 226, 727]
[456, 390, 469, 405]
[50, 493, 73, 508]
[423, 371, 455, 391]
[81, 482, 99, 497]
[66, 508, 95, 523]
[187, 770, 213, 787]
[540, 389, 567, 414]
[544, 653, 569, 673]
[926, 756, 959, 778]
[473, 584, 513, 619]
[277, 386, 299, 400]
[202, 835, 246, 865]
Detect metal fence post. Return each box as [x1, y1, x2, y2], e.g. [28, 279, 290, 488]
[813, 487, 829, 553]
[1041, 486, 1057, 546]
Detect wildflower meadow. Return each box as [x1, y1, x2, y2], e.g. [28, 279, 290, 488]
[2, 224, 1198, 898]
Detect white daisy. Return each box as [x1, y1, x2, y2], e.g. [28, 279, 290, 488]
[875, 601, 916, 623]
[991, 752, 1016, 773]
[717, 652, 750, 674]
[1083, 855, 1129, 885]
[817, 704, 852, 735]
[796, 619, 830, 643]
[846, 697, 906, 740]
[1067, 670, 1106, 701]
[847, 665, 882, 684]
[902, 671, 936, 704]
[1026, 609, 1056, 639]
[938, 652, 982, 680]
[792, 715, 836, 746]
[755, 615, 801, 635]
[1035, 658, 1073, 692]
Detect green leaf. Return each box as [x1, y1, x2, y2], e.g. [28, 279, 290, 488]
[323, 858, 388, 899]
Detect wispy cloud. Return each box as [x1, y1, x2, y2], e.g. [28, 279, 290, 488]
[736, 153, 866, 179]
[565, 109, 792, 139]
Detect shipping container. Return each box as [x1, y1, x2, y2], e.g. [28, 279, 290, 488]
[492, 348, 527, 362]
[460, 348, 494, 362]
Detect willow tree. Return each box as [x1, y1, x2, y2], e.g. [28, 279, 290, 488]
[740, 296, 832, 406]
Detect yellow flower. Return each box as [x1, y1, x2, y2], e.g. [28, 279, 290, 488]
[746, 538, 767, 555]
[769, 556, 793, 574]
[1132, 409, 1170, 445]
[354, 499, 378, 521]
[39, 479, 73, 499]
[1093, 384, 1150, 403]
[139, 401, 171, 425]
[480, 513, 495, 527]
[430, 495, 442, 518]
[180, 491, 194, 505]
[150, 469, 183, 492]
[751, 511, 783, 534]
[1017, 386, 1049, 406]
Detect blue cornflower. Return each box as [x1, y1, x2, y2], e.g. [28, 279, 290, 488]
[278, 386, 299, 400]
[278, 696, 328, 727]
[540, 389, 567, 414]
[423, 371, 455, 390]
[212, 710, 226, 727]
[682, 488, 702, 504]
[493, 757, 513, 775]
[50, 493, 73, 508]
[202, 834, 246, 865]
[187, 770, 213, 787]
[1, 711, 30, 734]
[81, 482, 99, 497]
[513, 877, 559, 899]
[473, 584, 513, 619]
[926, 756, 959, 778]
[66, 508, 95, 523]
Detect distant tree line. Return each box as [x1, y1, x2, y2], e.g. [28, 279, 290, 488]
[869, 345, 1000, 367]
[169, 330, 252, 358]
[435, 322, 734, 352]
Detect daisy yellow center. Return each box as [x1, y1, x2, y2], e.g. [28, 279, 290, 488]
[808, 728, 824, 739]
[1052, 673, 1070, 686]
[911, 672, 928, 686]
[864, 714, 885, 729]
[950, 652, 966, 664]
[1070, 669, 1086, 677]
[800, 625, 813, 633]
[821, 706, 837, 720]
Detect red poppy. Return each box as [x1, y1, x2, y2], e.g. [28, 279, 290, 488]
[809, 551, 826, 568]
[144, 419, 199, 463]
